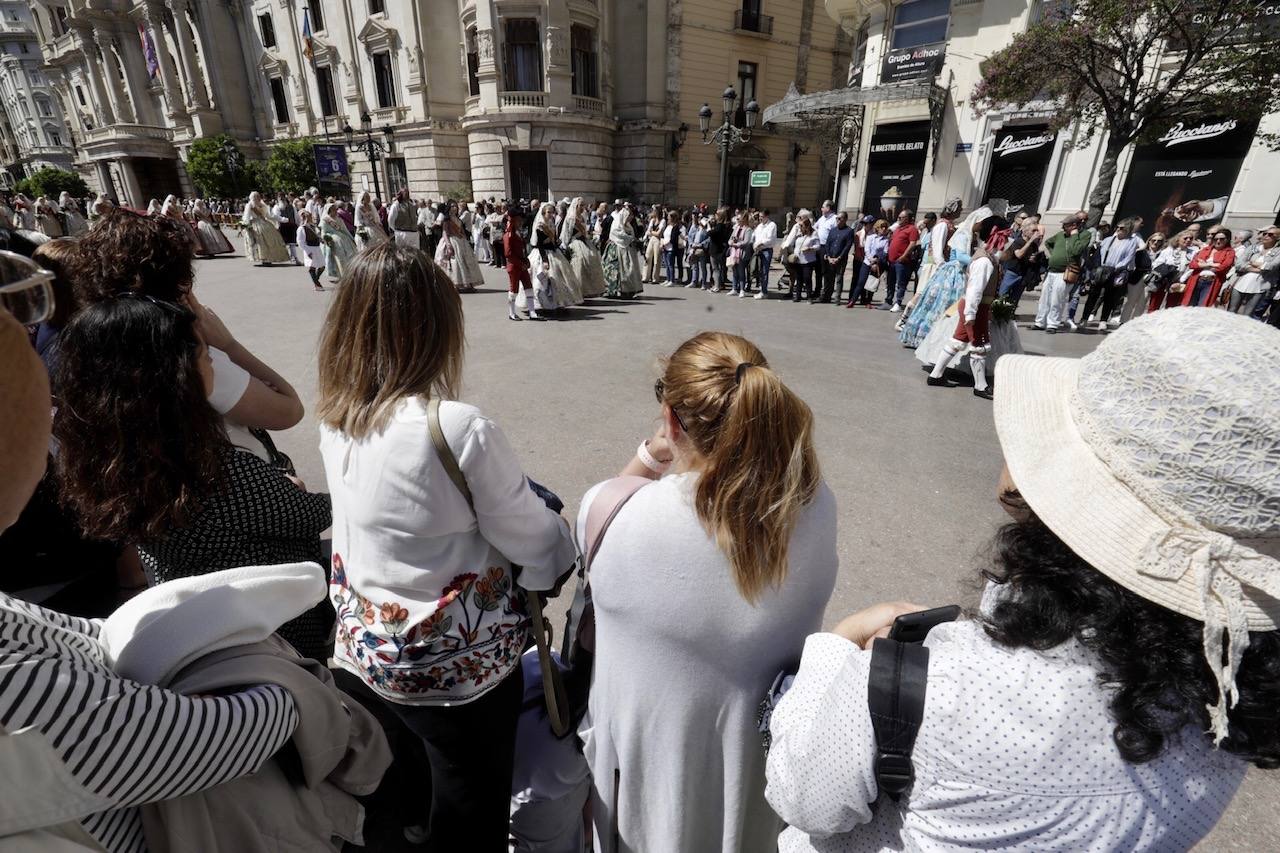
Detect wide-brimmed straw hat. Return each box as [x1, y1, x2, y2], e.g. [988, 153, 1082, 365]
[994, 308, 1280, 742]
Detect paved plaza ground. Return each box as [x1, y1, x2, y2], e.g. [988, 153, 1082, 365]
[196, 249, 1272, 850]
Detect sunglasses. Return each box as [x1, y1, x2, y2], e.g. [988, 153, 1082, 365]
[654, 378, 688, 431]
[0, 251, 55, 326]
[1213, 236, 1228, 242]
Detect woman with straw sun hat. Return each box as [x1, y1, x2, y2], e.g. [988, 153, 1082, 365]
[766, 307, 1280, 852]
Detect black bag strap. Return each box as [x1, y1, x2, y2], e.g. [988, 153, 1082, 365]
[426, 398, 571, 738]
[867, 637, 930, 802]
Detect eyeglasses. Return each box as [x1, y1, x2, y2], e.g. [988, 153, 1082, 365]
[1213, 236, 1228, 242]
[0, 250, 55, 325]
[654, 378, 688, 431]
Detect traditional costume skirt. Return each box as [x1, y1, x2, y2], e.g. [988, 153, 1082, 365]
[435, 233, 485, 291]
[196, 220, 235, 255]
[322, 224, 357, 279]
[243, 215, 291, 264]
[570, 237, 607, 298]
[601, 239, 643, 298]
[899, 260, 966, 348]
[915, 304, 1023, 378]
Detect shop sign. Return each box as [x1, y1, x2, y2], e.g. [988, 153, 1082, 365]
[749, 170, 772, 188]
[861, 120, 931, 219]
[880, 42, 945, 85]
[1115, 116, 1259, 236]
[983, 125, 1057, 214]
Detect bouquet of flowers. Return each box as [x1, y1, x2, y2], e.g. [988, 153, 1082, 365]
[356, 226, 371, 241]
[322, 233, 335, 247]
[991, 296, 1017, 324]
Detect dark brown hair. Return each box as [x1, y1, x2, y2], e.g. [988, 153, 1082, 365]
[70, 208, 195, 305]
[53, 296, 226, 540]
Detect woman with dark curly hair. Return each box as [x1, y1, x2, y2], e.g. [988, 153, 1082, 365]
[766, 307, 1280, 852]
[71, 207, 304, 434]
[52, 295, 334, 659]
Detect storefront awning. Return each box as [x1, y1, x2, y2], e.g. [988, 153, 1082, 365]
[761, 80, 944, 126]
[762, 81, 949, 177]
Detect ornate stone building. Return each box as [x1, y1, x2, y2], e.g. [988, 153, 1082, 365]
[0, 1, 75, 188]
[31, 0, 849, 209]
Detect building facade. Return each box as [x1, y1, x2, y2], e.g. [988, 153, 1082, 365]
[764, 0, 1279, 232]
[30, 0, 846, 209]
[0, 1, 75, 189]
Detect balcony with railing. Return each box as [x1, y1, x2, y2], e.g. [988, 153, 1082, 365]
[734, 9, 774, 35]
[82, 124, 173, 144]
[573, 95, 604, 114]
[499, 91, 547, 109]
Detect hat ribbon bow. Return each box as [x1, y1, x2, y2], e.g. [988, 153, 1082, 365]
[1137, 526, 1280, 744]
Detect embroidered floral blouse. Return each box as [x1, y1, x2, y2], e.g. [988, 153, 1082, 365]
[320, 398, 577, 706]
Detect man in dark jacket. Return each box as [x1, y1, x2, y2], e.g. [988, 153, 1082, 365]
[818, 213, 856, 304]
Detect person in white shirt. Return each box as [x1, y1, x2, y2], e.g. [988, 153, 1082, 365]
[752, 209, 779, 296]
[926, 215, 1007, 398]
[1229, 226, 1280, 317]
[767, 307, 1280, 853]
[316, 242, 575, 850]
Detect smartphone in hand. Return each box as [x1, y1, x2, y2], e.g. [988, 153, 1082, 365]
[887, 605, 961, 644]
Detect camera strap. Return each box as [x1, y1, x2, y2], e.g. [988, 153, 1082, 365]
[867, 637, 930, 802]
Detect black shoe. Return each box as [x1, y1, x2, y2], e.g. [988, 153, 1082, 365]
[973, 387, 994, 400]
[926, 376, 950, 387]
[1045, 327, 1057, 335]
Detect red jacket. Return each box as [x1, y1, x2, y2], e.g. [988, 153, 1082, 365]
[503, 228, 527, 269]
[1182, 246, 1235, 306]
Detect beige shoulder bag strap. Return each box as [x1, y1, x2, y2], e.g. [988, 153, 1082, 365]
[426, 398, 571, 737]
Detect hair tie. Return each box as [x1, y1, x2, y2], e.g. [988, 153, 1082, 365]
[735, 362, 755, 385]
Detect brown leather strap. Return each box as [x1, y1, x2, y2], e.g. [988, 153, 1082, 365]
[426, 398, 570, 736]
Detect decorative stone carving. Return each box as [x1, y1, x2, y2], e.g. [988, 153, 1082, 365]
[476, 28, 494, 61]
[546, 26, 568, 66]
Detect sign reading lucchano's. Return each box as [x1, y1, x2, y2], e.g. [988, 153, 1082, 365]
[880, 43, 945, 84]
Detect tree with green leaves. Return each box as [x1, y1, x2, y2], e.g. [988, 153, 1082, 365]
[973, 0, 1280, 225]
[14, 167, 89, 199]
[265, 138, 318, 195]
[186, 134, 248, 198]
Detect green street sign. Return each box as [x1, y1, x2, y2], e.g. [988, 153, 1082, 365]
[749, 170, 772, 188]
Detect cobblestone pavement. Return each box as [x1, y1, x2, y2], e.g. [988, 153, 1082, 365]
[197, 250, 1273, 851]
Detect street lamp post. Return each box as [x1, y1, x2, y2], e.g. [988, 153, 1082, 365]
[342, 111, 395, 200]
[697, 85, 759, 209]
[220, 139, 244, 197]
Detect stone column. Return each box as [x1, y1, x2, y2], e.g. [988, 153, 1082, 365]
[167, 0, 210, 110]
[473, 0, 500, 111]
[143, 3, 186, 120]
[84, 41, 119, 126]
[99, 36, 137, 123]
[545, 0, 572, 109]
[118, 158, 145, 207]
[117, 33, 158, 127]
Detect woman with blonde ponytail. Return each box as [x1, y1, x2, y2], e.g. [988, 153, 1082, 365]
[578, 330, 838, 853]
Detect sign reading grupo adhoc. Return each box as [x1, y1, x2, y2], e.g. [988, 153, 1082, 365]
[1115, 116, 1259, 238]
[880, 43, 946, 85]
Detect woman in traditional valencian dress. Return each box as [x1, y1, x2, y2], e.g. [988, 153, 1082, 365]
[434, 202, 484, 293]
[240, 191, 291, 266]
[561, 197, 607, 298]
[321, 201, 357, 281]
[190, 198, 235, 256]
[12, 194, 50, 246]
[601, 204, 644, 298]
[89, 194, 112, 223]
[531, 202, 581, 307]
[354, 190, 388, 250]
[899, 206, 990, 348]
[58, 192, 88, 236]
[35, 197, 64, 238]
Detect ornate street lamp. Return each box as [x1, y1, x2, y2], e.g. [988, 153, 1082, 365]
[697, 86, 761, 208]
[342, 111, 396, 199]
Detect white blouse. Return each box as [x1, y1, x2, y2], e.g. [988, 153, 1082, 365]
[766, 617, 1245, 852]
[319, 398, 577, 706]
